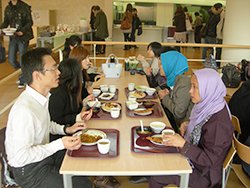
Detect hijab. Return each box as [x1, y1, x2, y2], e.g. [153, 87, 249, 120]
[185, 68, 230, 142]
[160, 51, 188, 87]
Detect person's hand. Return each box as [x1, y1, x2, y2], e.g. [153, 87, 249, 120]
[94, 74, 104, 82]
[145, 67, 152, 76]
[179, 121, 189, 136]
[65, 122, 87, 134]
[82, 94, 94, 107]
[158, 89, 169, 99]
[62, 136, 82, 150]
[137, 54, 145, 62]
[87, 86, 93, 94]
[80, 109, 93, 121]
[162, 134, 186, 148]
[15, 31, 23, 36]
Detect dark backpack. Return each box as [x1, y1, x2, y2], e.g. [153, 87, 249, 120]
[222, 63, 241, 88]
[240, 59, 250, 81]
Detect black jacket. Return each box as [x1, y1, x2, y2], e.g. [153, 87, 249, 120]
[1, 0, 34, 42]
[205, 12, 220, 38]
[49, 85, 82, 141]
[229, 80, 250, 143]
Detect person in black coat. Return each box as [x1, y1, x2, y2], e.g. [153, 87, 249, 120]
[229, 79, 250, 143]
[49, 58, 92, 141]
[62, 35, 82, 60]
[130, 8, 142, 48]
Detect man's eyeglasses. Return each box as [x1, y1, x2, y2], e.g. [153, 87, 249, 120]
[41, 64, 59, 73]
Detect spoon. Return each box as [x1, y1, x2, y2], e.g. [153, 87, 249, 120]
[140, 120, 144, 132]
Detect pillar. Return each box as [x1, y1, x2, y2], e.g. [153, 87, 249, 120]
[222, 0, 250, 63]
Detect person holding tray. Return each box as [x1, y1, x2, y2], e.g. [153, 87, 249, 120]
[149, 68, 234, 188]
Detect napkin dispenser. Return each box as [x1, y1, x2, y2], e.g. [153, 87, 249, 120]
[102, 54, 122, 78]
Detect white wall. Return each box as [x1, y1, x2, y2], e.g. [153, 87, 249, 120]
[156, 3, 174, 27]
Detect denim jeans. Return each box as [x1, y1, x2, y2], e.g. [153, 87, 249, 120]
[8, 37, 29, 84]
[202, 36, 217, 60]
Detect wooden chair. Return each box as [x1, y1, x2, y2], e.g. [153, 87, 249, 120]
[222, 116, 241, 188]
[231, 115, 241, 138]
[224, 95, 231, 104]
[222, 140, 236, 188]
[232, 134, 250, 188]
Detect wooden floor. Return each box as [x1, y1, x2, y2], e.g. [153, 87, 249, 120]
[0, 45, 246, 188]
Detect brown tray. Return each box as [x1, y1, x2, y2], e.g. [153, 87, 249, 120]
[95, 88, 119, 101]
[131, 126, 178, 153]
[125, 101, 163, 118]
[124, 87, 157, 100]
[68, 129, 119, 157]
[91, 102, 122, 120]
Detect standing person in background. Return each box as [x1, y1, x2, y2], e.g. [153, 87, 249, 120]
[173, 6, 186, 52]
[183, 7, 193, 43]
[93, 5, 109, 54]
[0, 0, 33, 89]
[193, 12, 203, 44]
[121, 3, 133, 50]
[202, 3, 221, 61]
[130, 8, 141, 49]
[215, 4, 225, 67]
[89, 5, 96, 42]
[62, 35, 82, 60]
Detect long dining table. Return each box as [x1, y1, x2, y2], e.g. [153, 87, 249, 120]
[60, 71, 192, 188]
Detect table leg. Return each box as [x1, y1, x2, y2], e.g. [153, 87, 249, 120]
[179, 173, 190, 188]
[63, 174, 73, 188]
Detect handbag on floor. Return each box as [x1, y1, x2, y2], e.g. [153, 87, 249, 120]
[0, 42, 6, 63]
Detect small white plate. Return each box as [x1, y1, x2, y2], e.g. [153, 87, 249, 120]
[74, 130, 107, 146]
[134, 108, 153, 116]
[149, 134, 164, 146]
[2, 28, 16, 36]
[98, 92, 115, 100]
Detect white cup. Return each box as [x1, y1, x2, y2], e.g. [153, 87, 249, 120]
[128, 96, 136, 102]
[97, 138, 111, 154]
[162, 129, 175, 136]
[128, 83, 135, 91]
[110, 107, 120, 118]
[100, 85, 109, 92]
[109, 85, 116, 93]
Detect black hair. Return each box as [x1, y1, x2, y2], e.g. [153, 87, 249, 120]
[147, 42, 162, 58]
[195, 12, 200, 16]
[183, 7, 188, 12]
[62, 35, 82, 59]
[93, 5, 100, 11]
[22, 48, 52, 85]
[161, 46, 178, 54]
[126, 3, 133, 12]
[58, 58, 83, 110]
[214, 3, 223, 10]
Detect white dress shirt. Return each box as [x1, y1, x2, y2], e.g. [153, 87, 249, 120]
[5, 85, 65, 167]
